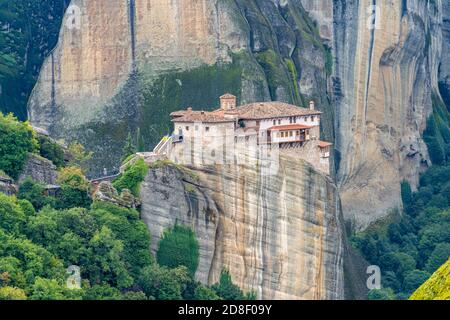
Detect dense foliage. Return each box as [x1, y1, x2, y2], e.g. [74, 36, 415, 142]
[0, 116, 253, 300]
[0, 113, 38, 178]
[0, 191, 254, 300]
[157, 224, 199, 276]
[354, 93, 450, 300]
[352, 164, 450, 299]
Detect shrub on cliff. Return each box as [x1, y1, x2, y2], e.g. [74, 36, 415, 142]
[157, 224, 199, 277]
[38, 135, 65, 168]
[18, 177, 55, 211]
[113, 158, 148, 197]
[211, 269, 254, 300]
[0, 113, 38, 179]
[56, 167, 91, 209]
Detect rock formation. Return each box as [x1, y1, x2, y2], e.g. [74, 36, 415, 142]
[140, 154, 344, 300]
[18, 153, 58, 186]
[93, 181, 140, 209]
[328, 0, 442, 229]
[28, 0, 332, 176]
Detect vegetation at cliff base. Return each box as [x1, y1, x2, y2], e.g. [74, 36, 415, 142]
[0, 116, 254, 300]
[352, 164, 450, 299]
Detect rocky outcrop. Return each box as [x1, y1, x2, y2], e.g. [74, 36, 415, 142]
[18, 153, 58, 185]
[0, 175, 16, 196]
[140, 155, 344, 300]
[327, 0, 442, 230]
[28, 0, 333, 175]
[92, 181, 140, 209]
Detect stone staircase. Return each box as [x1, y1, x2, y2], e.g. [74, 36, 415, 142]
[119, 136, 173, 173]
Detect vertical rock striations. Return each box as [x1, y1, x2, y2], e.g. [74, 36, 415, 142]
[329, 0, 443, 229]
[140, 154, 344, 300]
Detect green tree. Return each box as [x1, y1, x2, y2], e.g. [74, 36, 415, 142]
[122, 132, 137, 162]
[86, 226, 133, 289]
[403, 270, 432, 295]
[157, 224, 199, 276]
[211, 269, 245, 300]
[91, 201, 152, 278]
[0, 113, 38, 178]
[113, 158, 148, 196]
[138, 264, 190, 300]
[83, 284, 122, 300]
[56, 167, 91, 209]
[0, 193, 26, 235]
[67, 142, 93, 171]
[38, 135, 65, 168]
[401, 180, 413, 207]
[18, 177, 55, 211]
[367, 288, 397, 300]
[122, 291, 148, 300]
[0, 286, 27, 300]
[30, 278, 67, 300]
[194, 284, 221, 300]
[425, 243, 450, 274]
[136, 127, 146, 152]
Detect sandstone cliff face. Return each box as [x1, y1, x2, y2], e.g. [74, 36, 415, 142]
[327, 0, 443, 229]
[28, 0, 332, 175]
[140, 156, 344, 300]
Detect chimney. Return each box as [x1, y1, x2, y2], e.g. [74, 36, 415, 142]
[187, 107, 193, 112]
[309, 101, 315, 110]
[220, 93, 237, 110]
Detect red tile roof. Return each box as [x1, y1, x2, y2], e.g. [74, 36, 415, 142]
[268, 124, 315, 131]
[220, 93, 237, 99]
[171, 101, 322, 123]
[171, 109, 235, 123]
[318, 141, 333, 148]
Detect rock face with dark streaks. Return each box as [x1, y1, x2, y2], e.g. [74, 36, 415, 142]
[140, 154, 344, 300]
[328, 0, 443, 229]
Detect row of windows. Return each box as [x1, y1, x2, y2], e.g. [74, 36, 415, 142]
[272, 116, 316, 126]
[181, 126, 210, 132]
[276, 130, 309, 138]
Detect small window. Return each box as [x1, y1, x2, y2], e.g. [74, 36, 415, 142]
[289, 131, 293, 137]
[278, 119, 281, 125]
[186, 126, 189, 131]
[273, 120, 276, 125]
[311, 116, 315, 122]
[305, 117, 308, 122]
[205, 127, 210, 132]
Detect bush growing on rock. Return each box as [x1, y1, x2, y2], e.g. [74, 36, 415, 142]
[157, 224, 199, 277]
[0, 113, 38, 179]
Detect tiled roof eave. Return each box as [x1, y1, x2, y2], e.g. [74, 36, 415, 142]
[172, 119, 235, 123]
[238, 112, 323, 120]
